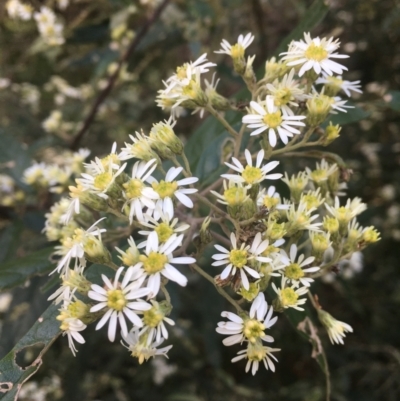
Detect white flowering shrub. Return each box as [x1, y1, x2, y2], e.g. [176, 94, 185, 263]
[0, 1, 391, 399]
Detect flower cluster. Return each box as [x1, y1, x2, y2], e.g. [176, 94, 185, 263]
[31, 31, 381, 375]
[42, 123, 198, 363]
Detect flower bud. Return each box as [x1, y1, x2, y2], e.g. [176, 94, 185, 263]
[362, 226, 381, 243]
[266, 221, 287, 241]
[238, 282, 260, 302]
[322, 122, 341, 146]
[149, 120, 184, 155]
[83, 236, 111, 265]
[306, 94, 332, 126]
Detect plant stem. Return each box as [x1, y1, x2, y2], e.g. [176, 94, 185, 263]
[191, 263, 243, 312]
[206, 105, 239, 137]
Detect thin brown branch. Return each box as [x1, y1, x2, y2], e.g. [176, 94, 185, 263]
[70, 0, 171, 150]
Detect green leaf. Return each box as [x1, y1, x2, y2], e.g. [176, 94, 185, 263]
[0, 304, 61, 401]
[0, 247, 55, 291]
[0, 130, 32, 184]
[326, 103, 370, 126]
[0, 223, 23, 264]
[274, 0, 331, 56]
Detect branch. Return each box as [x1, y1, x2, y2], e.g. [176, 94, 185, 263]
[70, 0, 171, 150]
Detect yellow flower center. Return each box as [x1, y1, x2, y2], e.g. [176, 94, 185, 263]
[223, 186, 247, 206]
[301, 194, 320, 210]
[123, 179, 144, 199]
[107, 289, 127, 311]
[176, 65, 188, 80]
[231, 43, 245, 59]
[93, 172, 112, 191]
[247, 343, 267, 362]
[262, 111, 282, 128]
[243, 319, 266, 344]
[229, 249, 248, 268]
[68, 300, 89, 319]
[143, 307, 164, 328]
[140, 252, 168, 274]
[273, 88, 293, 106]
[284, 263, 304, 280]
[152, 180, 178, 199]
[281, 287, 299, 307]
[155, 223, 174, 243]
[101, 154, 120, 168]
[305, 43, 328, 61]
[182, 80, 199, 99]
[263, 195, 279, 209]
[241, 166, 263, 185]
[311, 169, 328, 183]
[337, 206, 351, 223]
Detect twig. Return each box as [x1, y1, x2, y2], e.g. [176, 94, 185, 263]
[70, 0, 171, 150]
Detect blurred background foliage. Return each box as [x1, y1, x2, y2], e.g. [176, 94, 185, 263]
[0, 0, 400, 400]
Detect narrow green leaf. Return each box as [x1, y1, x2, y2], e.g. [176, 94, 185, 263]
[274, 0, 330, 56]
[0, 304, 61, 401]
[0, 247, 55, 291]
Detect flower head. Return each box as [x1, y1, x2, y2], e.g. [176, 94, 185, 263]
[135, 232, 195, 296]
[279, 244, 320, 287]
[148, 167, 198, 219]
[317, 309, 353, 345]
[215, 33, 255, 58]
[216, 293, 277, 346]
[122, 159, 159, 223]
[122, 328, 173, 364]
[222, 149, 282, 186]
[280, 33, 349, 77]
[88, 265, 152, 342]
[232, 342, 280, 375]
[242, 96, 306, 147]
[212, 233, 271, 290]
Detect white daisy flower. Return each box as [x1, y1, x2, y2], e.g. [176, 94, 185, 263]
[257, 186, 290, 211]
[88, 265, 152, 342]
[266, 68, 306, 115]
[60, 317, 87, 356]
[147, 166, 198, 219]
[285, 202, 322, 233]
[242, 95, 306, 147]
[318, 309, 353, 345]
[139, 300, 175, 344]
[135, 231, 196, 297]
[212, 233, 271, 290]
[122, 159, 159, 223]
[325, 196, 367, 225]
[280, 32, 349, 77]
[122, 327, 173, 364]
[119, 131, 159, 162]
[232, 343, 280, 375]
[79, 157, 126, 199]
[271, 277, 308, 311]
[215, 33, 255, 57]
[54, 218, 106, 274]
[211, 180, 249, 207]
[164, 53, 215, 93]
[315, 74, 362, 97]
[216, 292, 277, 346]
[279, 244, 320, 287]
[138, 211, 190, 245]
[221, 149, 282, 186]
